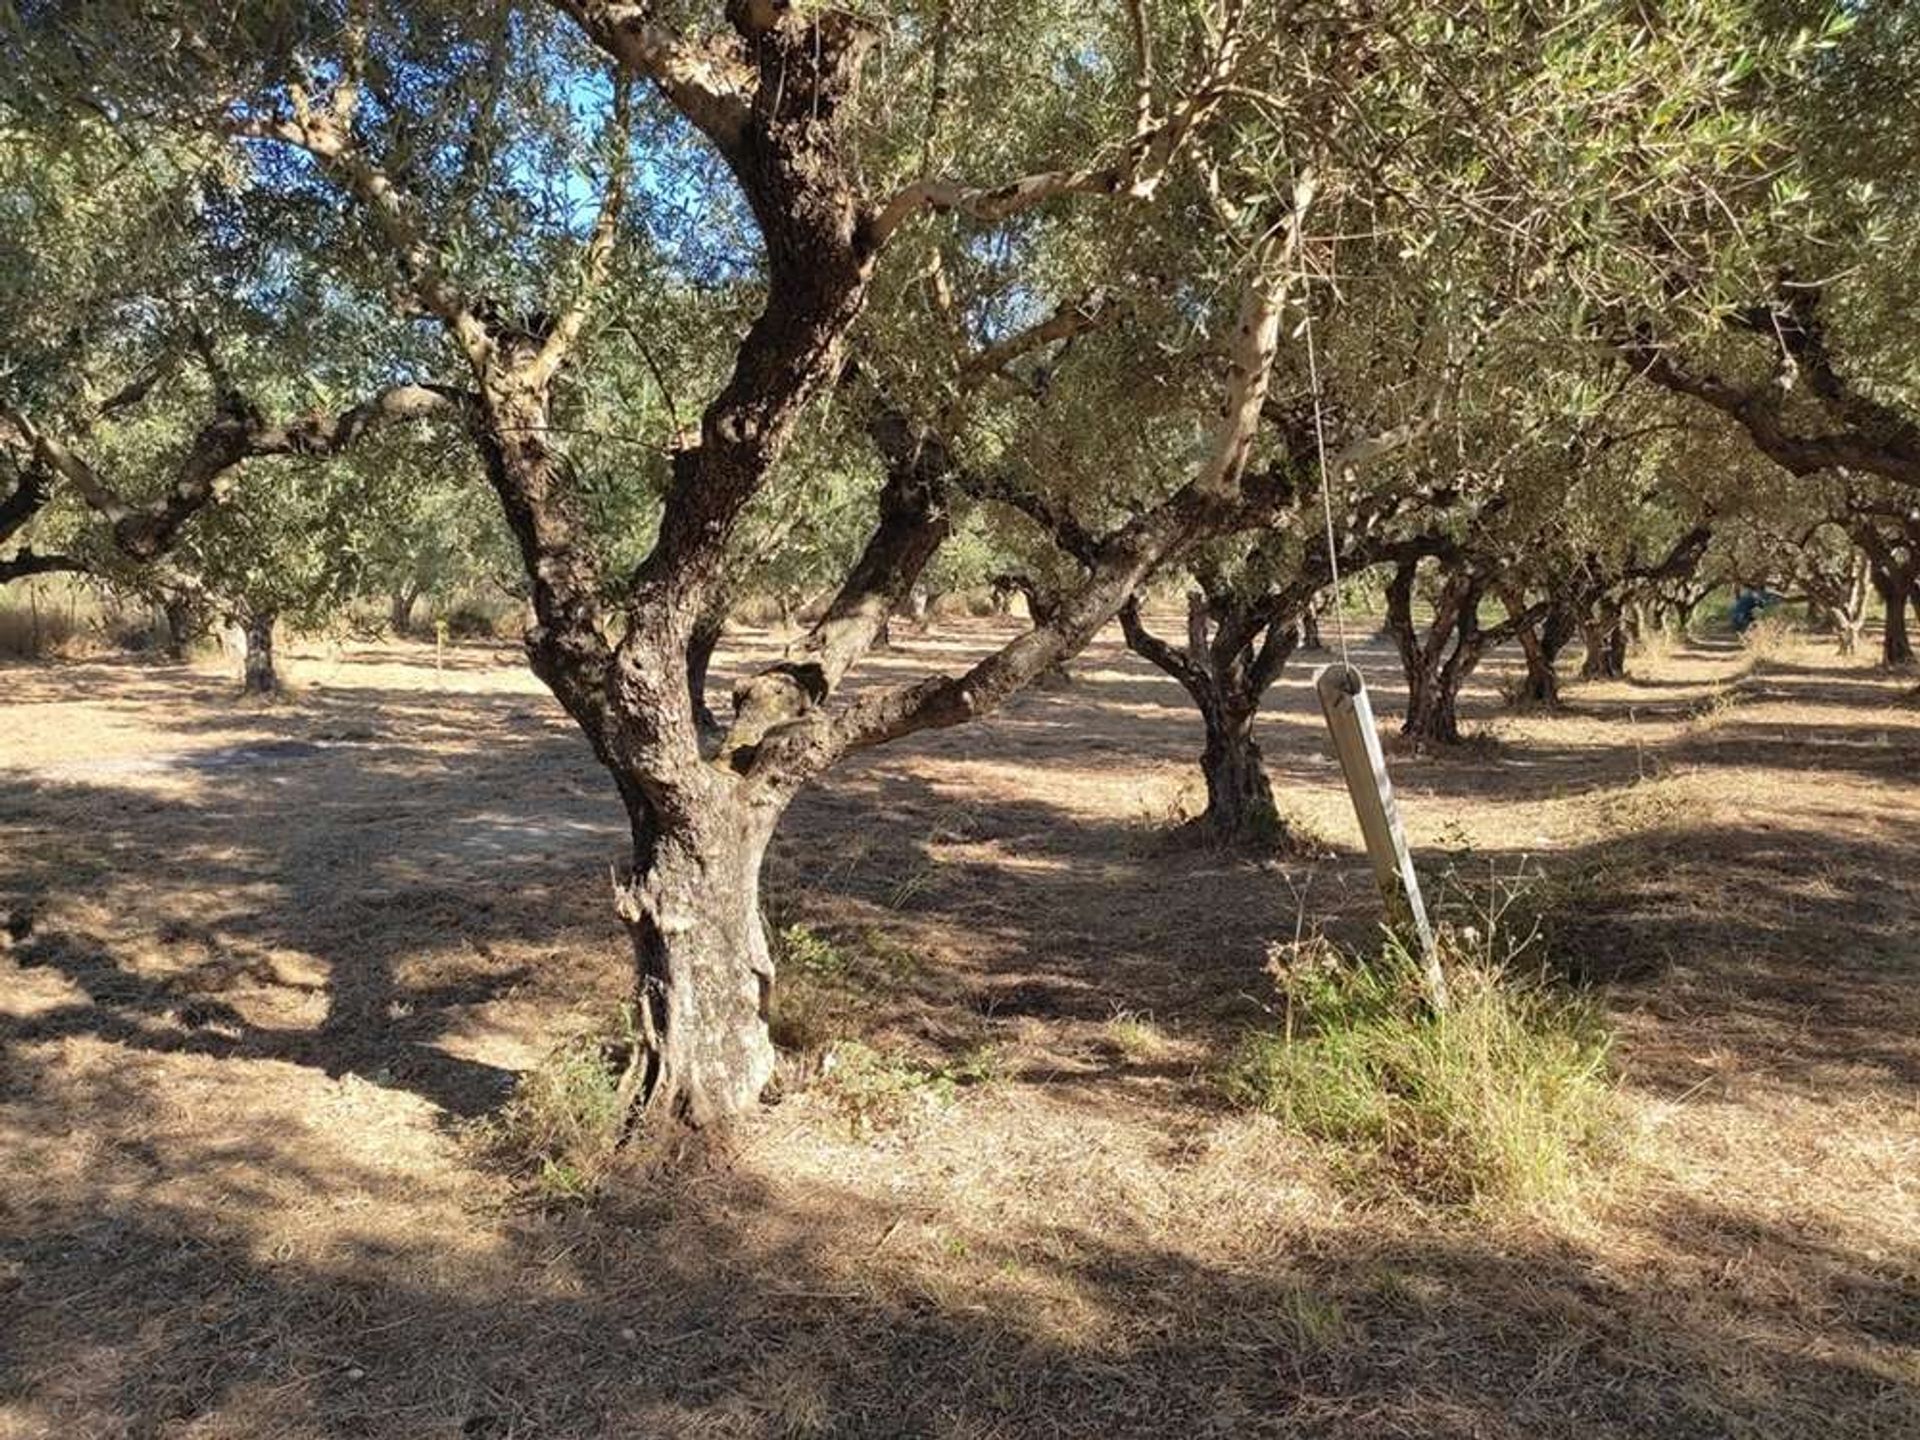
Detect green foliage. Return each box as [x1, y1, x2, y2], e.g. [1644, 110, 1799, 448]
[1221, 932, 1622, 1213]
[767, 922, 857, 1053]
[1100, 1009, 1172, 1064]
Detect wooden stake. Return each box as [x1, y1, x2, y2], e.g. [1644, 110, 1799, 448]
[1313, 663, 1447, 1009]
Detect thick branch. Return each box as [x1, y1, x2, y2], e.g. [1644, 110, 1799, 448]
[721, 386, 954, 762]
[0, 548, 86, 585]
[750, 204, 1314, 782]
[956, 292, 1111, 390]
[1623, 523, 1713, 585]
[1119, 595, 1207, 694]
[0, 464, 53, 547]
[2, 385, 460, 567]
[545, 0, 751, 148]
[1732, 285, 1920, 453]
[1621, 331, 1920, 489]
[957, 469, 1101, 567]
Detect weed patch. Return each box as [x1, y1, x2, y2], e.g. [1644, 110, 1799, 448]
[1100, 1009, 1173, 1063]
[1740, 611, 1799, 665]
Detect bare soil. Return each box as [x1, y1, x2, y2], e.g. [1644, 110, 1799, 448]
[1, 618, 1915, 1438]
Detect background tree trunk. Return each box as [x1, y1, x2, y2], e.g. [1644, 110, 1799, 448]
[1403, 661, 1465, 744]
[1389, 559, 1474, 744]
[240, 610, 279, 695]
[1299, 606, 1324, 651]
[162, 595, 200, 662]
[1870, 563, 1915, 665]
[389, 583, 421, 635]
[1198, 703, 1281, 840]
[1512, 619, 1560, 707]
[1580, 601, 1626, 678]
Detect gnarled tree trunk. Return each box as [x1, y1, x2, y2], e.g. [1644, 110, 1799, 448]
[1580, 599, 1626, 679]
[1404, 664, 1465, 745]
[1511, 615, 1559, 708]
[1501, 588, 1571, 708]
[1120, 590, 1302, 845]
[1386, 553, 1530, 746]
[992, 573, 1073, 687]
[278, 0, 1268, 1127]
[1388, 558, 1472, 745]
[617, 784, 784, 1126]
[1197, 701, 1280, 840]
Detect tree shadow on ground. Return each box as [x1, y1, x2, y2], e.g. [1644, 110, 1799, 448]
[773, 750, 1920, 1102]
[2, 632, 1915, 1438]
[1, 1050, 1912, 1439]
[0, 697, 631, 1118]
[6, 633, 1914, 1118]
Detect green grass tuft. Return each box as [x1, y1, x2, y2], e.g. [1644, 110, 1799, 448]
[480, 1016, 637, 1203]
[1221, 933, 1623, 1213]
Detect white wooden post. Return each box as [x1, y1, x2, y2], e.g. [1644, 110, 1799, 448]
[1313, 662, 1448, 1009]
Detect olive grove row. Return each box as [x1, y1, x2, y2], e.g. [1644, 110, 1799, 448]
[3, 0, 1915, 1121]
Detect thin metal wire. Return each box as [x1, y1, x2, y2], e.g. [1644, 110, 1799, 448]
[1299, 270, 1351, 670]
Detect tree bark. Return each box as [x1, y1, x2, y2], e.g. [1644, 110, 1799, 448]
[687, 599, 727, 741]
[1580, 600, 1626, 679]
[617, 788, 783, 1127]
[1388, 555, 1514, 745]
[1299, 605, 1324, 651]
[389, 583, 421, 634]
[1828, 606, 1862, 655]
[1387, 560, 1460, 743]
[1199, 703, 1281, 840]
[240, 610, 280, 695]
[1403, 668, 1464, 745]
[1872, 562, 1916, 665]
[1511, 616, 1559, 707]
[276, 0, 1281, 1125]
[1120, 591, 1303, 844]
[1501, 586, 1571, 708]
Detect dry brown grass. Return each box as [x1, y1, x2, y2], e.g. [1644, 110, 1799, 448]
[1, 622, 1916, 1437]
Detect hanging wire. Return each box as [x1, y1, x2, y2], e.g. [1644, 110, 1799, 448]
[1298, 256, 1351, 670]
